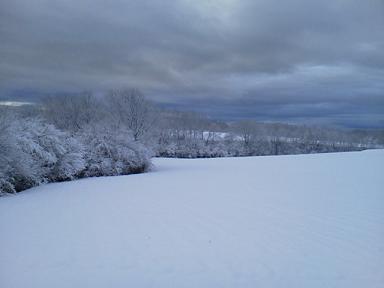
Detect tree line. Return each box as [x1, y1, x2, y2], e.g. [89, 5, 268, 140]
[1, 89, 383, 195]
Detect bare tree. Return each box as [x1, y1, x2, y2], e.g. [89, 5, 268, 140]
[107, 88, 156, 141]
[43, 92, 99, 132]
[234, 120, 257, 147]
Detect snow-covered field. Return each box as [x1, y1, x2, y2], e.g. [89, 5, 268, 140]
[1, 150, 383, 288]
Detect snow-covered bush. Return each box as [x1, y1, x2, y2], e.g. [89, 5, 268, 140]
[79, 127, 152, 177]
[0, 112, 25, 194]
[0, 114, 85, 195]
[41, 91, 154, 176]
[16, 118, 85, 182]
[0, 106, 152, 195]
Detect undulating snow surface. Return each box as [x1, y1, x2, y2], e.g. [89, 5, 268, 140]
[1, 151, 383, 288]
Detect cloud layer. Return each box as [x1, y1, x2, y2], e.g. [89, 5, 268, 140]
[1, 0, 383, 127]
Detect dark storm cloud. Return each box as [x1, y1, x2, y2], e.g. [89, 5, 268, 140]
[1, 0, 383, 127]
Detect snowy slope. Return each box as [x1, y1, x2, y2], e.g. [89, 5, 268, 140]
[1, 150, 383, 288]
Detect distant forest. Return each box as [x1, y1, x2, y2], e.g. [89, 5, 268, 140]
[1, 89, 383, 195]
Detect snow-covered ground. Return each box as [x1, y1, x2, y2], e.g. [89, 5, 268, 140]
[1, 150, 383, 288]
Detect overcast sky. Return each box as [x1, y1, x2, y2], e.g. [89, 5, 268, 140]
[1, 0, 383, 127]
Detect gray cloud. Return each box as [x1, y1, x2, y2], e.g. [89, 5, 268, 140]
[1, 0, 383, 127]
